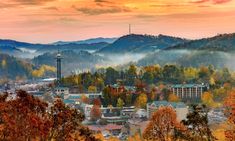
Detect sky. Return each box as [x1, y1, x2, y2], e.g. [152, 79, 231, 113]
[0, 0, 235, 43]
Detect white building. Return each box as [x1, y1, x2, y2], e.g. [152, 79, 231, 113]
[147, 101, 188, 121]
[170, 84, 209, 102]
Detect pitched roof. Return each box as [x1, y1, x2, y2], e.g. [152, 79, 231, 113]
[151, 101, 186, 108]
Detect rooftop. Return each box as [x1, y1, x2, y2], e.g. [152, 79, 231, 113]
[63, 99, 75, 104]
[170, 84, 207, 88]
[150, 101, 187, 108]
[88, 124, 123, 131]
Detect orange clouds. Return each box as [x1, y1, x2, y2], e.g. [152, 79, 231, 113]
[12, 0, 54, 5]
[213, 0, 232, 4]
[191, 0, 232, 4]
[72, 1, 131, 15]
[0, 0, 235, 43]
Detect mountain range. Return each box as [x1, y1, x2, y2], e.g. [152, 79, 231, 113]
[1, 33, 235, 79]
[166, 33, 235, 52]
[97, 34, 187, 54]
[52, 37, 117, 45]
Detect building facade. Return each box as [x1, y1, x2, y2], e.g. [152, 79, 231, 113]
[170, 84, 209, 102]
[147, 101, 188, 121]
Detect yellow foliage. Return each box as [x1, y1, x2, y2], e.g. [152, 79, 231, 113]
[211, 123, 228, 141]
[1, 59, 6, 68]
[32, 65, 56, 78]
[88, 86, 97, 93]
[201, 92, 215, 107]
[209, 77, 215, 85]
[184, 67, 198, 79]
[213, 129, 226, 141]
[135, 93, 148, 108]
[168, 93, 180, 102]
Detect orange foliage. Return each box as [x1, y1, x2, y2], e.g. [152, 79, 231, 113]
[127, 133, 142, 141]
[202, 91, 215, 106]
[168, 93, 180, 102]
[0, 90, 50, 140]
[81, 94, 89, 104]
[0, 90, 98, 141]
[143, 106, 185, 141]
[224, 88, 235, 141]
[90, 105, 101, 121]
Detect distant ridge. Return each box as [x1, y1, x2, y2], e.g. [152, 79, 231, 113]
[166, 33, 235, 52]
[138, 33, 235, 70]
[52, 37, 117, 45]
[97, 34, 188, 54]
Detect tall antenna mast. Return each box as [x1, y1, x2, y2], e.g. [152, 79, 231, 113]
[129, 24, 131, 35]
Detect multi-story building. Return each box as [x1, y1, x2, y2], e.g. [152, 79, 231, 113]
[147, 101, 188, 121]
[170, 84, 209, 102]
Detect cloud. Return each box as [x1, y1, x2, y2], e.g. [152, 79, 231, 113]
[190, 0, 232, 4]
[94, 0, 110, 3]
[212, 0, 232, 4]
[135, 14, 157, 19]
[150, 4, 189, 7]
[44, 6, 59, 11]
[0, 2, 18, 8]
[74, 5, 131, 15]
[10, 0, 55, 5]
[190, 0, 210, 3]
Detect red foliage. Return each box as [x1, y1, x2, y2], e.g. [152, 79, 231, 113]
[93, 98, 101, 107]
[0, 90, 99, 141]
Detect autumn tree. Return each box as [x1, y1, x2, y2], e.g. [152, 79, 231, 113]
[0, 91, 99, 141]
[93, 98, 102, 107]
[88, 85, 97, 93]
[224, 88, 235, 141]
[198, 66, 211, 83]
[163, 65, 182, 83]
[127, 133, 142, 141]
[105, 67, 119, 85]
[81, 94, 89, 104]
[48, 99, 97, 141]
[126, 65, 138, 86]
[32, 65, 56, 78]
[142, 71, 154, 84]
[168, 93, 180, 102]
[181, 105, 216, 141]
[90, 105, 101, 121]
[117, 98, 125, 108]
[143, 106, 185, 141]
[135, 93, 147, 108]
[201, 91, 215, 107]
[183, 67, 198, 81]
[0, 90, 51, 141]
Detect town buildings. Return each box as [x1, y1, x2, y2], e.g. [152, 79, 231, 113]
[147, 101, 188, 121]
[170, 84, 209, 102]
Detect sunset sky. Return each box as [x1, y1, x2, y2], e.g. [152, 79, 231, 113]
[0, 0, 235, 43]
